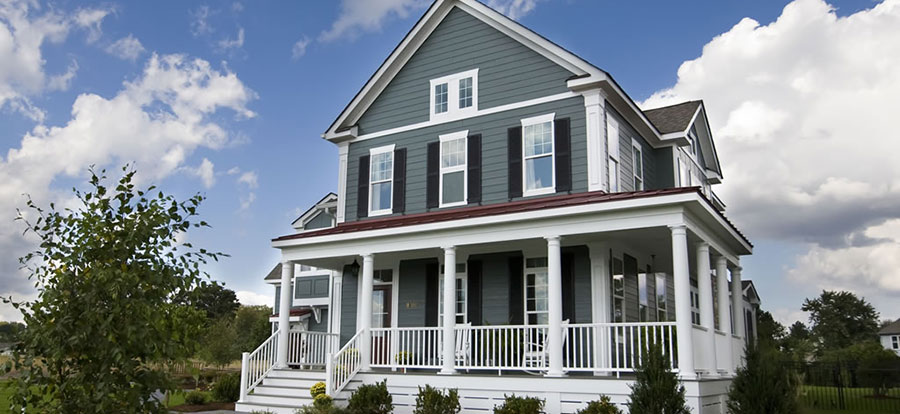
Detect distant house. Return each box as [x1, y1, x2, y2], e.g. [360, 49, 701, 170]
[0, 342, 13, 356]
[881, 319, 900, 356]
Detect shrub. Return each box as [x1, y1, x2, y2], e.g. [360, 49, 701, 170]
[727, 342, 799, 414]
[185, 390, 208, 405]
[212, 372, 241, 402]
[347, 379, 393, 414]
[493, 394, 545, 414]
[315, 393, 334, 410]
[627, 343, 689, 414]
[311, 381, 328, 397]
[576, 396, 621, 414]
[414, 385, 461, 414]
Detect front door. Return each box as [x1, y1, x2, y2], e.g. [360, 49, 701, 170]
[371, 285, 392, 365]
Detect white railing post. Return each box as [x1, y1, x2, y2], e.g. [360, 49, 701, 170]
[670, 224, 696, 378]
[239, 351, 249, 402]
[325, 352, 334, 395]
[440, 246, 457, 375]
[546, 236, 564, 377]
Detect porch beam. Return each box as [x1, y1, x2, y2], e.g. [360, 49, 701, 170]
[696, 242, 717, 375]
[670, 224, 696, 378]
[440, 246, 457, 375]
[358, 253, 374, 371]
[716, 255, 733, 375]
[276, 261, 294, 368]
[546, 236, 564, 377]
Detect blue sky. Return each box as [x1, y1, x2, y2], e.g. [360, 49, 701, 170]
[2, 0, 898, 325]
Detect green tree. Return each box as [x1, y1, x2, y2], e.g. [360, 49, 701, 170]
[0, 321, 25, 342]
[801, 290, 879, 352]
[756, 310, 786, 351]
[174, 282, 240, 321]
[727, 342, 798, 414]
[233, 305, 273, 352]
[198, 317, 240, 367]
[2, 167, 222, 414]
[627, 344, 690, 414]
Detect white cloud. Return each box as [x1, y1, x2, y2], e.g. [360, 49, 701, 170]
[105, 34, 145, 61]
[190, 5, 214, 37]
[486, 0, 544, 20]
[217, 27, 244, 51]
[238, 171, 258, 189]
[73, 8, 110, 43]
[642, 0, 900, 302]
[292, 36, 311, 60]
[0, 0, 106, 121]
[239, 192, 256, 212]
[0, 53, 256, 322]
[188, 158, 216, 189]
[236, 290, 271, 307]
[319, 0, 427, 42]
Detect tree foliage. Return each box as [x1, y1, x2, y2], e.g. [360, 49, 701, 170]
[801, 290, 879, 352]
[727, 342, 799, 414]
[756, 310, 786, 351]
[233, 305, 273, 353]
[2, 167, 222, 414]
[0, 321, 25, 343]
[627, 343, 690, 414]
[174, 282, 239, 321]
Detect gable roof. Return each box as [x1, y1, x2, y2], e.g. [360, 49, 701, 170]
[881, 319, 900, 335]
[644, 101, 702, 134]
[322, 0, 665, 146]
[264, 264, 281, 281]
[291, 193, 338, 230]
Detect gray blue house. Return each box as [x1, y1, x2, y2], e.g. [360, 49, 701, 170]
[238, 1, 756, 413]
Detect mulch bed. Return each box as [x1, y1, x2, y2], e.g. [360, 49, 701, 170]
[169, 401, 236, 412]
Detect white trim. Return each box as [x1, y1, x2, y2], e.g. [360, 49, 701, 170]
[438, 130, 469, 208]
[631, 138, 644, 191]
[337, 143, 349, 223]
[521, 112, 556, 197]
[523, 257, 549, 325]
[355, 91, 579, 143]
[607, 117, 620, 192]
[429, 68, 479, 121]
[583, 90, 607, 192]
[368, 145, 396, 217]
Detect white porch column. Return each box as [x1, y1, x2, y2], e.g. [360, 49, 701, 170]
[731, 265, 744, 342]
[276, 261, 294, 368]
[715, 256, 733, 375]
[358, 253, 374, 371]
[583, 89, 608, 192]
[546, 236, 565, 377]
[670, 225, 696, 378]
[587, 242, 610, 374]
[696, 242, 717, 375]
[440, 246, 457, 375]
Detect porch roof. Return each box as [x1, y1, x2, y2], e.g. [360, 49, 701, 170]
[273, 187, 751, 247]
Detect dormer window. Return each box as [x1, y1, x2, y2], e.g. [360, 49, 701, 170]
[429, 69, 478, 120]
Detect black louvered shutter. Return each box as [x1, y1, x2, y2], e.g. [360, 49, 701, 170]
[467, 134, 482, 204]
[425, 261, 439, 327]
[562, 252, 576, 322]
[426, 142, 439, 209]
[555, 117, 572, 193]
[467, 259, 483, 325]
[508, 255, 524, 325]
[393, 148, 406, 214]
[508, 127, 523, 199]
[357, 155, 370, 219]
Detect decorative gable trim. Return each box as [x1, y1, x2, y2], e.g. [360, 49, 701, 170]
[291, 193, 338, 231]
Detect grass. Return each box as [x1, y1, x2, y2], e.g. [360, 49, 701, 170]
[799, 385, 900, 414]
[0, 380, 216, 413]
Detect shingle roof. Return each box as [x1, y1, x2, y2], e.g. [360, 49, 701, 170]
[880, 319, 900, 335]
[643, 101, 702, 134]
[264, 264, 281, 281]
[273, 187, 752, 248]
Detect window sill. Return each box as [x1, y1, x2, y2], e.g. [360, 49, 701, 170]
[439, 200, 467, 208]
[368, 209, 392, 217]
[523, 187, 556, 197]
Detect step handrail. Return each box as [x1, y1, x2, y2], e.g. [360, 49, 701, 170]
[326, 328, 365, 396]
[239, 329, 281, 402]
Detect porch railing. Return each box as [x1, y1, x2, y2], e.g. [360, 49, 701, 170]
[564, 322, 678, 373]
[326, 329, 364, 396]
[370, 326, 443, 369]
[288, 330, 338, 367]
[239, 328, 280, 402]
[456, 324, 550, 371]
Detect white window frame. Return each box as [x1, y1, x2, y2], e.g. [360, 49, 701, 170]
[607, 118, 620, 192]
[690, 285, 701, 326]
[638, 272, 649, 322]
[438, 264, 467, 326]
[611, 257, 625, 323]
[893, 335, 899, 350]
[655, 273, 667, 322]
[429, 69, 479, 121]
[632, 138, 644, 191]
[438, 130, 468, 208]
[521, 113, 556, 197]
[524, 257, 549, 325]
[368, 144, 395, 217]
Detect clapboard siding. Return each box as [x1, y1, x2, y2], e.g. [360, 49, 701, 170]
[397, 258, 435, 327]
[308, 309, 329, 332]
[304, 212, 334, 230]
[340, 265, 358, 346]
[357, 7, 575, 135]
[608, 107, 657, 193]
[347, 96, 585, 222]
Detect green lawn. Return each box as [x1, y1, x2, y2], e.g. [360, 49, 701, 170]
[800, 385, 900, 414]
[1, 380, 211, 413]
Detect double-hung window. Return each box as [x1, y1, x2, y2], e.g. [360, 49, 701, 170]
[438, 263, 467, 325]
[522, 113, 555, 196]
[429, 69, 478, 120]
[893, 335, 899, 350]
[524, 257, 549, 325]
[439, 131, 467, 207]
[611, 257, 625, 323]
[690, 282, 700, 325]
[369, 145, 394, 216]
[638, 272, 649, 321]
[607, 118, 620, 192]
[632, 139, 644, 191]
[656, 274, 667, 321]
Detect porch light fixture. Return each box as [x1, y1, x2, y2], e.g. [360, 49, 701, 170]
[349, 259, 360, 276]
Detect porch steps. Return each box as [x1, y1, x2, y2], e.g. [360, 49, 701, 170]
[235, 369, 344, 414]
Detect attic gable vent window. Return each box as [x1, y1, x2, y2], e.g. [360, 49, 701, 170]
[429, 69, 478, 120]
